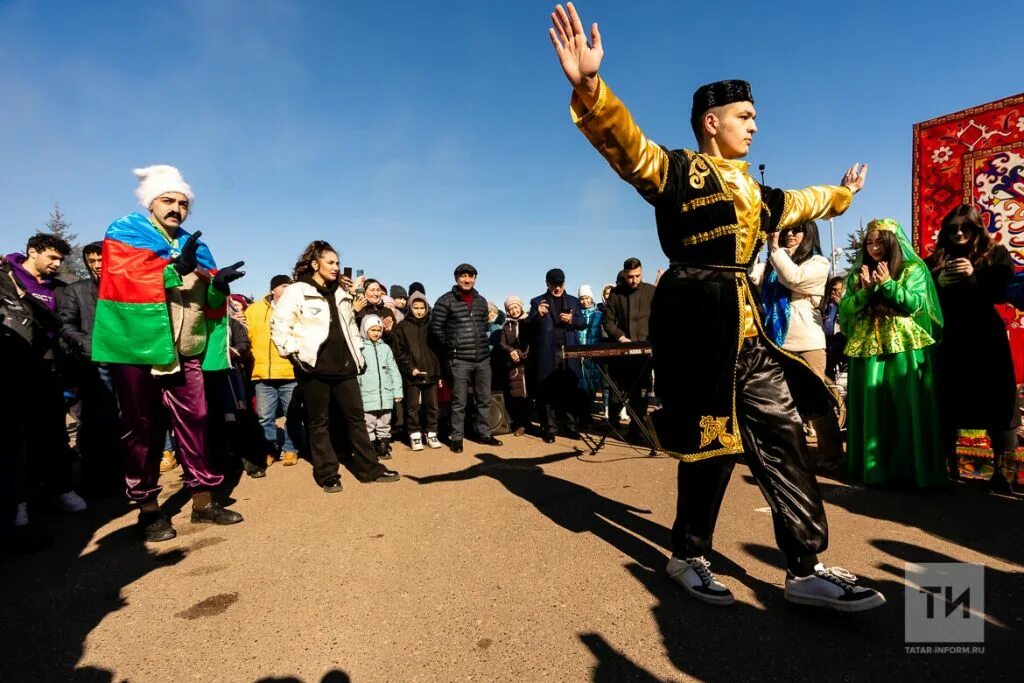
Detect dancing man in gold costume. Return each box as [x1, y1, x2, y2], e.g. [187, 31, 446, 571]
[549, 2, 884, 612]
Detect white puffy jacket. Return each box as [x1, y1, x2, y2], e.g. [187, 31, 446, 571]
[270, 280, 365, 372]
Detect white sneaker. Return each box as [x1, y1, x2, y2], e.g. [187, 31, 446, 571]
[666, 556, 735, 606]
[425, 433, 442, 449]
[15, 502, 29, 527]
[785, 564, 886, 612]
[410, 433, 424, 451]
[58, 490, 88, 513]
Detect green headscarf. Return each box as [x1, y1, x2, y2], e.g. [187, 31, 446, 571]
[841, 218, 943, 347]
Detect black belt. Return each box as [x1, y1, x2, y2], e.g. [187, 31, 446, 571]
[668, 261, 750, 274]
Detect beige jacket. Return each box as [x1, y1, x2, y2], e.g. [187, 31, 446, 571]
[751, 251, 830, 353]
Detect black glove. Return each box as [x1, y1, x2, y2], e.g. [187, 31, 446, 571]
[212, 261, 246, 294]
[172, 230, 202, 276]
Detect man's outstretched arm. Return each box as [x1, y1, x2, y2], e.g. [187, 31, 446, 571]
[774, 164, 868, 229]
[549, 3, 669, 200]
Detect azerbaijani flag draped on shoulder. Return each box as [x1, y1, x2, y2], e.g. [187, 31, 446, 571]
[91, 211, 230, 371]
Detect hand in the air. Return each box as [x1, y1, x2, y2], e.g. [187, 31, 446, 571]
[339, 275, 354, 292]
[538, 301, 550, 317]
[549, 3, 603, 97]
[352, 295, 367, 313]
[841, 163, 868, 194]
[768, 231, 780, 251]
[212, 261, 246, 294]
[173, 230, 202, 276]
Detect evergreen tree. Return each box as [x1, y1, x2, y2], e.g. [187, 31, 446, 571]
[843, 222, 869, 270]
[45, 203, 88, 281]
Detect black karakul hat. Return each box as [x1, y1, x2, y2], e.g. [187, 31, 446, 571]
[690, 80, 754, 131]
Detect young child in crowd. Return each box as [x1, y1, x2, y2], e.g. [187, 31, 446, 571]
[393, 292, 443, 451]
[358, 315, 403, 460]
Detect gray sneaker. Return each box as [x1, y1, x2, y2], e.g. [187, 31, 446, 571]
[666, 556, 735, 606]
[784, 564, 886, 612]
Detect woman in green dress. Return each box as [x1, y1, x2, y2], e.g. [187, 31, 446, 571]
[840, 218, 946, 487]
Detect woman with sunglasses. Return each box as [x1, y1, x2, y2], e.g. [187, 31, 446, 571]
[752, 221, 843, 468]
[927, 205, 1018, 493]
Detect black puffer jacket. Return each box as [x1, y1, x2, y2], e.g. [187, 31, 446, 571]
[430, 285, 490, 362]
[393, 293, 441, 384]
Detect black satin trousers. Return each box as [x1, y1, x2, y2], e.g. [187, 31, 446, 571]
[671, 337, 829, 573]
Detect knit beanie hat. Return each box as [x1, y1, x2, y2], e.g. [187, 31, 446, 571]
[360, 314, 383, 338]
[409, 281, 425, 296]
[133, 165, 194, 208]
[390, 284, 408, 299]
[504, 295, 524, 312]
[578, 284, 594, 300]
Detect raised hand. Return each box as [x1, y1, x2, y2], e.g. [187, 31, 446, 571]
[841, 163, 868, 194]
[212, 261, 246, 293]
[549, 3, 603, 98]
[538, 300, 550, 317]
[173, 230, 202, 276]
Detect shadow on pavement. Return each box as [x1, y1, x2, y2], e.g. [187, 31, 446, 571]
[407, 451, 670, 570]
[256, 670, 350, 683]
[0, 494, 185, 681]
[816, 478, 1022, 567]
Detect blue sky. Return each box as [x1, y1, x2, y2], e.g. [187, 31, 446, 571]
[0, 0, 1016, 304]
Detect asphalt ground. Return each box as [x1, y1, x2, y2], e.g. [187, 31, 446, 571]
[3, 432, 1021, 682]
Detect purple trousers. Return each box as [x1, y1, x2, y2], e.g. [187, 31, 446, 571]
[112, 357, 223, 502]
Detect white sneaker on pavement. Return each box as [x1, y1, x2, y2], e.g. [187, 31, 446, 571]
[58, 490, 88, 513]
[425, 433, 442, 449]
[784, 563, 886, 612]
[410, 433, 424, 451]
[666, 556, 735, 606]
[15, 502, 29, 527]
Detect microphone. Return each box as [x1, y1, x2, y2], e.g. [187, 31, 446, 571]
[758, 164, 766, 186]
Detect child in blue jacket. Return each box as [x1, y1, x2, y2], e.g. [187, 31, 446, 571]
[359, 315, 404, 459]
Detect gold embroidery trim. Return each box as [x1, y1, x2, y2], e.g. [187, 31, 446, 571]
[657, 148, 670, 194]
[680, 191, 731, 213]
[699, 416, 736, 449]
[780, 191, 792, 228]
[680, 223, 738, 246]
[689, 156, 711, 189]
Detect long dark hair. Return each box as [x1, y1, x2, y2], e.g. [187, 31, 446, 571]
[927, 204, 995, 271]
[292, 240, 336, 280]
[764, 220, 823, 282]
[859, 229, 904, 281]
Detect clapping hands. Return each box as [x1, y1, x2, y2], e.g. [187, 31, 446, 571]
[859, 262, 891, 290]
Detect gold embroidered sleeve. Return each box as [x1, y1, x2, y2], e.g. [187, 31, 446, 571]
[570, 77, 669, 198]
[778, 185, 853, 229]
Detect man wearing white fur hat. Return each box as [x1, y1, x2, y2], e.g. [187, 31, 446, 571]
[93, 165, 247, 542]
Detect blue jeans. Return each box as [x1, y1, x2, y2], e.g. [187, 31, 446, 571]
[254, 380, 297, 453]
[450, 358, 492, 441]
